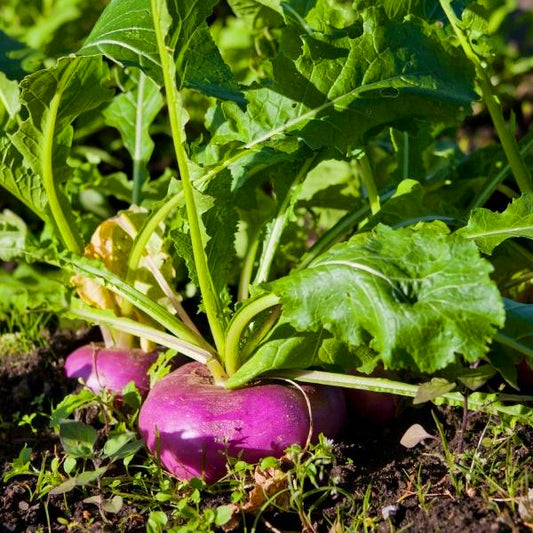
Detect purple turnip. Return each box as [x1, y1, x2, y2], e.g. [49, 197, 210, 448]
[344, 368, 400, 424]
[138, 362, 346, 483]
[345, 388, 399, 424]
[64, 343, 158, 396]
[517, 357, 533, 391]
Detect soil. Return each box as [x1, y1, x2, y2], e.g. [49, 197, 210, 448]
[1, 331, 531, 533]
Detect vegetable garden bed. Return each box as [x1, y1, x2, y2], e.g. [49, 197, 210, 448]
[1, 0, 533, 531]
[2, 333, 532, 532]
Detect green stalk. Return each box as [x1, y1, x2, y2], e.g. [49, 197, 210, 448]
[132, 71, 147, 205]
[70, 299, 213, 364]
[357, 153, 380, 215]
[275, 369, 533, 422]
[42, 58, 84, 255]
[439, 0, 532, 194]
[238, 234, 260, 301]
[254, 157, 316, 285]
[126, 192, 184, 282]
[126, 143, 261, 282]
[224, 293, 281, 375]
[151, 0, 226, 355]
[495, 332, 533, 360]
[62, 253, 214, 353]
[469, 136, 533, 210]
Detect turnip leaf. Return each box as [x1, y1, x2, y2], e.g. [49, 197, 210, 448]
[226, 320, 373, 388]
[457, 194, 533, 254]
[209, 8, 476, 155]
[0, 56, 113, 243]
[19, 56, 113, 134]
[0, 72, 19, 124]
[79, 0, 243, 103]
[0, 134, 49, 221]
[266, 223, 504, 373]
[103, 69, 164, 204]
[0, 211, 35, 262]
[170, 171, 238, 304]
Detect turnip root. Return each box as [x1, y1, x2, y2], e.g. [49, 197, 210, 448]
[64, 343, 158, 395]
[345, 388, 399, 424]
[138, 362, 346, 483]
[345, 368, 399, 424]
[517, 357, 533, 390]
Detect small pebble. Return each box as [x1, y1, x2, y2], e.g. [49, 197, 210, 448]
[18, 501, 29, 512]
[381, 504, 400, 521]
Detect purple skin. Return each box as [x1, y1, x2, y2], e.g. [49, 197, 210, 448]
[138, 362, 346, 483]
[64, 344, 158, 396]
[518, 358, 533, 390]
[345, 388, 399, 424]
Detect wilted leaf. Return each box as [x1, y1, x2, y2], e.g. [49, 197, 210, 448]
[399, 424, 435, 448]
[413, 378, 456, 404]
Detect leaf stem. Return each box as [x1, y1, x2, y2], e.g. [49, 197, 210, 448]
[439, 0, 532, 194]
[357, 153, 380, 215]
[62, 253, 214, 353]
[494, 332, 533, 360]
[254, 156, 316, 285]
[151, 0, 226, 356]
[276, 369, 533, 422]
[468, 135, 533, 210]
[132, 71, 147, 205]
[41, 58, 84, 254]
[224, 293, 281, 375]
[238, 233, 260, 301]
[70, 299, 214, 364]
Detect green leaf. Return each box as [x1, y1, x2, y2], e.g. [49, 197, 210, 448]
[0, 56, 113, 235]
[0, 72, 20, 125]
[457, 194, 533, 254]
[210, 9, 476, 155]
[215, 505, 234, 527]
[0, 133, 49, 220]
[59, 420, 98, 458]
[0, 210, 37, 262]
[353, 0, 446, 21]
[170, 170, 238, 303]
[266, 223, 505, 373]
[226, 320, 367, 388]
[0, 263, 68, 319]
[78, 0, 162, 83]
[103, 431, 144, 459]
[414, 378, 456, 404]
[79, 0, 243, 103]
[49, 467, 108, 495]
[493, 299, 533, 385]
[50, 389, 98, 428]
[103, 69, 163, 203]
[20, 56, 113, 134]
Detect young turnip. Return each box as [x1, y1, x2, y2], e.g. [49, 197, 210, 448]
[345, 368, 400, 424]
[138, 362, 346, 482]
[65, 343, 158, 396]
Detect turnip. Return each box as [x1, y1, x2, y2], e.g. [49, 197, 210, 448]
[64, 344, 158, 395]
[345, 369, 400, 424]
[138, 362, 346, 483]
[517, 358, 533, 391]
[26, 0, 519, 491]
[345, 388, 399, 424]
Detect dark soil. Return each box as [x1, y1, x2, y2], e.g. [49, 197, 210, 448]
[1, 332, 531, 533]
